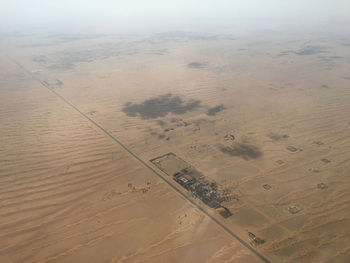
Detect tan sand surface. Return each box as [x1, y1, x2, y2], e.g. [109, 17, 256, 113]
[0, 57, 261, 263]
[1, 29, 350, 262]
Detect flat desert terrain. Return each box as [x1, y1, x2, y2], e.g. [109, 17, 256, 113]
[1, 28, 350, 262]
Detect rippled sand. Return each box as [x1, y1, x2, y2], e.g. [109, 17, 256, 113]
[1, 29, 350, 262]
[0, 53, 261, 263]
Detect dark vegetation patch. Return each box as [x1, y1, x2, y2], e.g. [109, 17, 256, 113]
[138, 31, 236, 45]
[267, 132, 289, 141]
[224, 134, 235, 141]
[33, 43, 140, 70]
[31, 32, 234, 69]
[317, 55, 344, 70]
[20, 34, 105, 48]
[188, 62, 205, 69]
[169, 118, 190, 127]
[56, 79, 63, 86]
[329, 56, 343, 59]
[207, 104, 226, 116]
[262, 184, 271, 190]
[220, 143, 262, 160]
[156, 120, 166, 126]
[33, 55, 48, 63]
[148, 48, 169, 56]
[280, 45, 329, 56]
[278, 50, 293, 56]
[49, 48, 137, 69]
[219, 207, 233, 218]
[248, 232, 265, 245]
[294, 46, 329, 55]
[122, 94, 201, 119]
[149, 31, 221, 42]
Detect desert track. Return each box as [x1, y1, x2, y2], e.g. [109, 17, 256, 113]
[9, 57, 270, 263]
[1, 30, 349, 262]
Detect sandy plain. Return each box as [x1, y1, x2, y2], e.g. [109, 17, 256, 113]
[1, 28, 350, 262]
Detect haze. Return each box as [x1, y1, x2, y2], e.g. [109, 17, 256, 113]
[0, 1, 350, 263]
[1, 0, 350, 33]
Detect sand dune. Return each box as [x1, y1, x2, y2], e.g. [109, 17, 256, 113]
[1, 29, 350, 262]
[0, 56, 261, 262]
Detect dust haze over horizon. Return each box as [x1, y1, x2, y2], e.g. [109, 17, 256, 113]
[1, 1, 350, 263]
[1, 0, 350, 34]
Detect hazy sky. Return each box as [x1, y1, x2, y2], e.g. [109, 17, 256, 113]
[1, 0, 349, 33]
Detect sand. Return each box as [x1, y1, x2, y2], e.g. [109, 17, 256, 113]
[1, 29, 350, 262]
